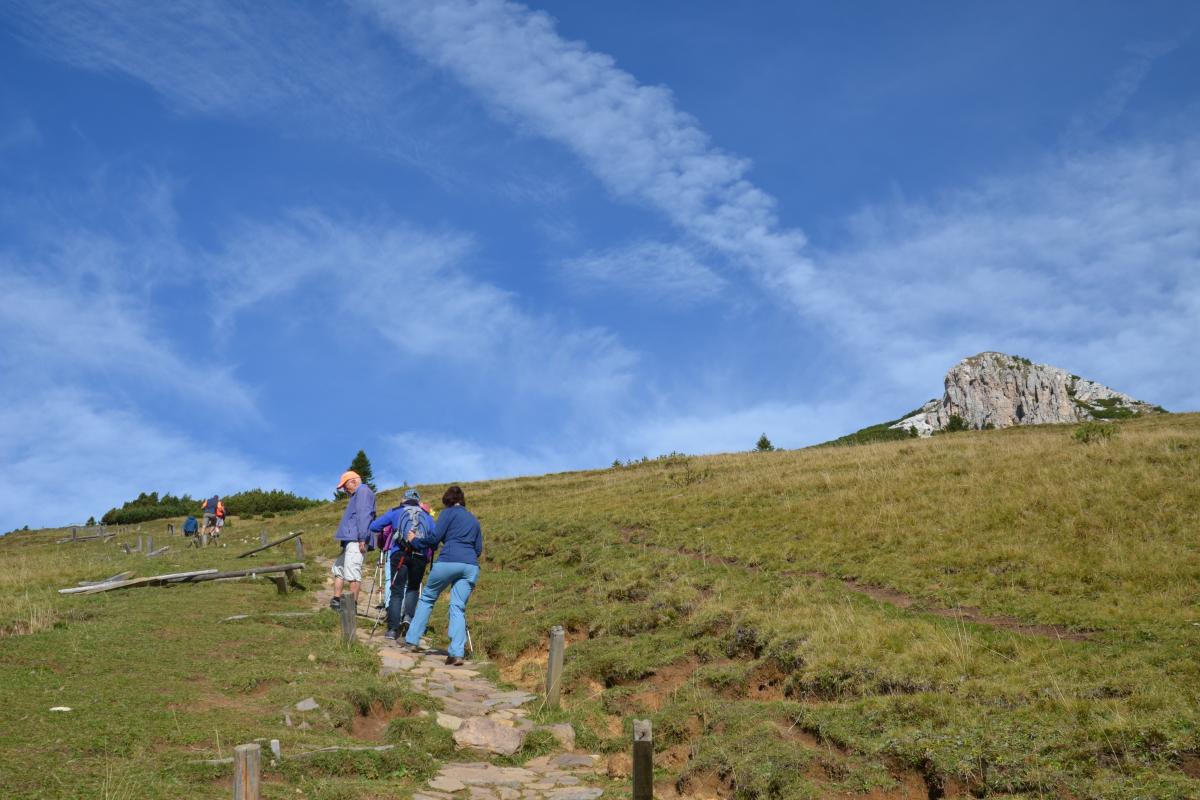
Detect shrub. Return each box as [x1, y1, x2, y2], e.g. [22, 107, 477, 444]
[1074, 421, 1116, 444]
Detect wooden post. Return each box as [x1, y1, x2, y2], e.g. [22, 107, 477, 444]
[168, 523, 175, 536]
[270, 575, 288, 595]
[633, 719, 653, 800]
[232, 742, 261, 800]
[136, 535, 143, 552]
[294, 535, 304, 561]
[146, 536, 153, 555]
[199, 532, 209, 548]
[546, 626, 565, 707]
[72, 527, 77, 542]
[260, 529, 268, 546]
[340, 596, 357, 644]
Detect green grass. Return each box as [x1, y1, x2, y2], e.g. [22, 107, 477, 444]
[817, 408, 924, 447]
[3, 412, 1200, 798]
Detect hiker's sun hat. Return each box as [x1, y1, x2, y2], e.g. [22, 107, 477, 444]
[403, 488, 421, 502]
[336, 470, 360, 490]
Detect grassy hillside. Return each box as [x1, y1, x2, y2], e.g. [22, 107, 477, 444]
[2, 412, 1198, 798]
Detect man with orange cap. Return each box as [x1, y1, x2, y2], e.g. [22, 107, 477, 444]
[329, 470, 376, 610]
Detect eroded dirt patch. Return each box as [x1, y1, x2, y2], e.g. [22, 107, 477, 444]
[351, 699, 418, 741]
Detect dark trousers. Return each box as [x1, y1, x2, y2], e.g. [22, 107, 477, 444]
[388, 548, 428, 632]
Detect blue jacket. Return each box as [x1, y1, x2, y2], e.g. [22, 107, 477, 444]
[370, 502, 435, 554]
[334, 484, 376, 543]
[411, 505, 482, 566]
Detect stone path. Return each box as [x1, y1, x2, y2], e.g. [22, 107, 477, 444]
[313, 557, 608, 800]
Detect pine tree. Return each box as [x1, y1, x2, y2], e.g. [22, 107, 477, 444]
[86, 516, 96, 527]
[755, 433, 775, 452]
[336, 450, 377, 498]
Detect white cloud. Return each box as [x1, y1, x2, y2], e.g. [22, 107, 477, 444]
[562, 240, 727, 304]
[821, 137, 1200, 409]
[5, 0, 445, 169]
[359, 0, 824, 312]
[0, 391, 292, 531]
[208, 210, 639, 411]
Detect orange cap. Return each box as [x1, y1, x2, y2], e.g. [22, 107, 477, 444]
[336, 470, 360, 490]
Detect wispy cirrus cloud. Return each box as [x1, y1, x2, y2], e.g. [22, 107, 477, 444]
[4, 0, 447, 169]
[562, 240, 727, 305]
[821, 135, 1200, 408]
[208, 210, 639, 412]
[1063, 38, 1183, 149]
[359, 0, 824, 313]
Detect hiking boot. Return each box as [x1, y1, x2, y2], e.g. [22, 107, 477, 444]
[399, 621, 410, 636]
[328, 596, 341, 610]
[384, 629, 398, 641]
[402, 642, 423, 654]
[445, 655, 465, 667]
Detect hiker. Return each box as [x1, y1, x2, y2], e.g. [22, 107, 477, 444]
[368, 488, 434, 641]
[329, 470, 376, 610]
[214, 498, 226, 537]
[182, 515, 198, 537]
[200, 495, 220, 536]
[402, 484, 482, 666]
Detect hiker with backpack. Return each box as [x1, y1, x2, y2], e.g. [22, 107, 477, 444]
[182, 515, 198, 537]
[401, 485, 482, 666]
[200, 495, 220, 537]
[368, 489, 435, 641]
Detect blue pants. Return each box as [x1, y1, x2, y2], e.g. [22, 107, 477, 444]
[404, 561, 479, 657]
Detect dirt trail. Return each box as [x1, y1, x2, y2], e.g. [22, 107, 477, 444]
[623, 530, 1090, 641]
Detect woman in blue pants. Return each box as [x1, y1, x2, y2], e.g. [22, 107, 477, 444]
[403, 484, 483, 666]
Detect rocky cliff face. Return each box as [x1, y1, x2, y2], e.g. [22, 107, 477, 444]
[891, 353, 1162, 437]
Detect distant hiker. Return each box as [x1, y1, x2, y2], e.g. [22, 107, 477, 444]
[369, 488, 435, 641]
[214, 498, 226, 536]
[330, 470, 376, 610]
[201, 495, 220, 535]
[402, 484, 483, 666]
[182, 515, 198, 536]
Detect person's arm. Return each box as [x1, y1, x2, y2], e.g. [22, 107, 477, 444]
[474, 520, 483, 559]
[368, 508, 397, 533]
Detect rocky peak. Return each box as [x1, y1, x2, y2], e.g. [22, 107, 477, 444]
[891, 352, 1162, 437]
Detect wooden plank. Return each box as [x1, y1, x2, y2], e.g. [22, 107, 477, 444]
[147, 546, 170, 557]
[185, 563, 306, 582]
[236, 530, 305, 559]
[77, 570, 135, 586]
[59, 569, 218, 595]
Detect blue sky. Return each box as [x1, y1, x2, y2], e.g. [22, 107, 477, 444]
[2, 1, 1198, 530]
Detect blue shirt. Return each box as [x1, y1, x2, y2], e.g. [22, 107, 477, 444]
[334, 484, 376, 543]
[411, 505, 483, 565]
[369, 503, 435, 553]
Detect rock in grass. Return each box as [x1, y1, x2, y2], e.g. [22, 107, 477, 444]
[453, 716, 527, 756]
[436, 712, 464, 731]
[540, 723, 575, 751]
[294, 697, 319, 711]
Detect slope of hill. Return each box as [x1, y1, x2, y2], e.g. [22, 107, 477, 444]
[2, 412, 1198, 798]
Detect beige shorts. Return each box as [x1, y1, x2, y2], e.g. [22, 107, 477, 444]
[331, 543, 364, 582]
